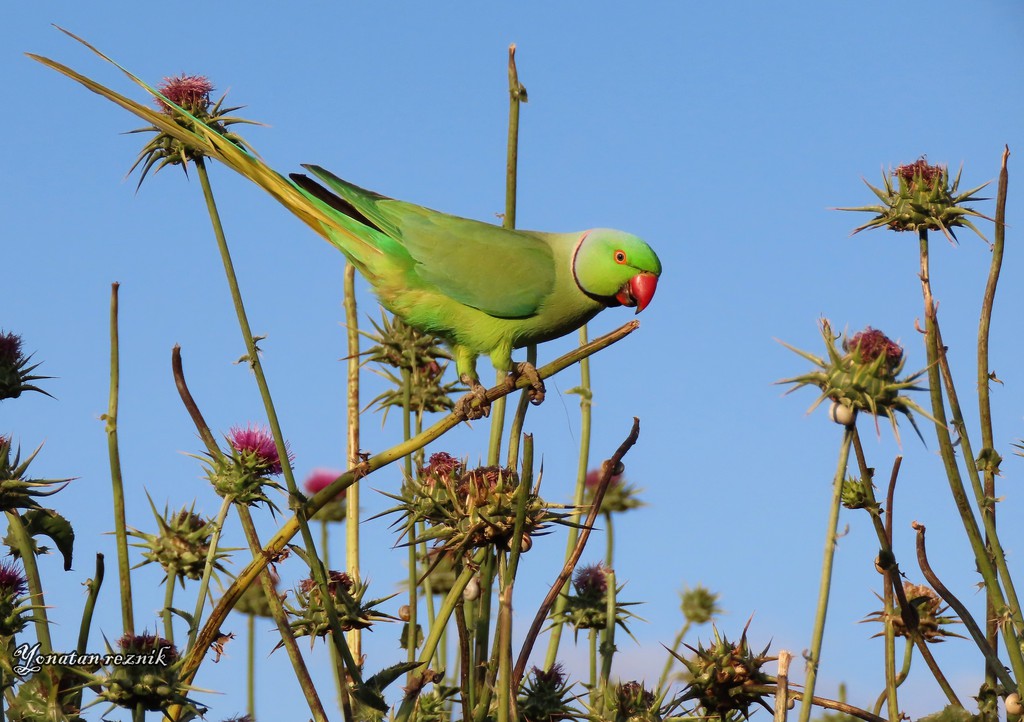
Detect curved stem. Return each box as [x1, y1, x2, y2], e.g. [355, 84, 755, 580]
[798, 425, 853, 722]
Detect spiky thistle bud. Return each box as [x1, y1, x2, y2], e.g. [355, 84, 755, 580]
[680, 585, 721, 625]
[0, 332, 52, 401]
[559, 562, 641, 635]
[518, 663, 579, 722]
[97, 633, 200, 714]
[129, 497, 230, 584]
[0, 438, 72, 513]
[283, 571, 394, 646]
[676, 623, 774, 719]
[232, 568, 281, 618]
[841, 476, 879, 513]
[365, 312, 464, 416]
[778, 320, 938, 443]
[838, 158, 991, 244]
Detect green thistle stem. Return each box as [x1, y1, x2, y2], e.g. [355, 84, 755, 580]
[181, 323, 639, 685]
[105, 282, 134, 634]
[162, 569, 176, 644]
[185, 496, 232, 654]
[194, 157, 363, 691]
[656, 620, 691, 694]
[395, 550, 488, 722]
[343, 261, 362, 661]
[76, 553, 104, 654]
[873, 638, 913, 716]
[544, 324, 593, 669]
[588, 629, 598, 692]
[600, 567, 617, 685]
[236, 505, 329, 722]
[978, 149, 1009, 686]
[798, 425, 853, 722]
[247, 612, 255, 720]
[917, 227, 1024, 692]
[4, 511, 50, 652]
[604, 511, 614, 568]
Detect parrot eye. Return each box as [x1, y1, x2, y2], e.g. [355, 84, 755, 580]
[614, 250, 627, 264]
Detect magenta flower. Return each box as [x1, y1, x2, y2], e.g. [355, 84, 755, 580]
[304, 468, 345, 499]
[573, 562, 610, 597]
[0, 560, 27, 597]
[585, 467, 623, 489]
[228, 424, 291, 475]
[845, 327, 904, 370]
[156, 74, 214, 114]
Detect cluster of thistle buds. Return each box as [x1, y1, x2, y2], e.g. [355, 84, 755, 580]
[129, 498, 229, 584]
[283, 570, 394, 645]
[840, 158, 991, 244]
[676, 624, 774, 719]
[386, 452, 567, 558]
[201, 424, 291, 507]
[0, 332, 52, 401]
[865, 581, 962, 644]
[779, 321, 937, 442]
[364, 312, 464, 416]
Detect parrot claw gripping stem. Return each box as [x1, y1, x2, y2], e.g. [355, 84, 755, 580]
[455, 375, 491, 420]
[506, 362, 546, 406]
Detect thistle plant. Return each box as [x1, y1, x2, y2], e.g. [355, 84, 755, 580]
[94, 632, 202, 716]
[0, 437, 73, 513]
[201, 425, 292, 507]
[0, 332, 53, 401]
[129, 498, 231, 585]
[839, 158, 991, 243]
[283, 571, 395, 647]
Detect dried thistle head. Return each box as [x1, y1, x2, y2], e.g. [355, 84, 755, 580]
[838, 158, 991, 244]
[778, 320, 939, 443]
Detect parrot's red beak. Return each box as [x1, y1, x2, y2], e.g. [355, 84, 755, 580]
[615, 272, 658, 313]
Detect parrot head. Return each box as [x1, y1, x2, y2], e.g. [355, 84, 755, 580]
[572, 229, 661, 313]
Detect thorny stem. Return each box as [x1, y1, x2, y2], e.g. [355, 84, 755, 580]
[5, 511, 50, 652]
[76, 553, 104, 654]
[600, 567, 617, 685]
[513, 417, 641, 687]
[798, 425, 853, 722]
[344, 261, 362, 661]
[978, 147, 1009, 687]
[545, 324, 593, 669]
[236, 505, 330, 722]
[106, 282, 134, 634]
[185, 496, 232, 654]
[850, 432, 900, 721]
[180, 323, 639, 684]
[917, 226, 1024, 692]
[162, 569, 176, 644]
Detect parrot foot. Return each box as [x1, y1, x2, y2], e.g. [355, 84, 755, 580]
[506, 362, 546, 406]
[455, 375, 490, 420]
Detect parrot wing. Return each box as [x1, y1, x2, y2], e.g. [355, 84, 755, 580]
[301, 165, 557, 319]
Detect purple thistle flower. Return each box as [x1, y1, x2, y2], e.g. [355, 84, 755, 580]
[156, 74, 214, 114]
[573, 562, 610, 597]
[0, 332, 22, 367]
[303, 468, 345, 499]
[228, 424, 291, 475]
[0, 560, 27, 597]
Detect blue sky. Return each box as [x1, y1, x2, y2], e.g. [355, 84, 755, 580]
[5, 2, 1024, 718]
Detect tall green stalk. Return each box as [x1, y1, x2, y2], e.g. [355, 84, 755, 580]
[344, 261, 362, 661]
[798, 425, 853, 722]
[105, 282, 134, 634]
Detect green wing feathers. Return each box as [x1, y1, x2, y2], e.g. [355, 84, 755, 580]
[300, 166, 558, 319]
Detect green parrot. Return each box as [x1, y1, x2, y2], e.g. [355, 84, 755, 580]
[289, 166, 661, 414]
[30, 46, 662, 415]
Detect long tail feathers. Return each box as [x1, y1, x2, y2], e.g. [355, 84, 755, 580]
[28, 27, 377, 259]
